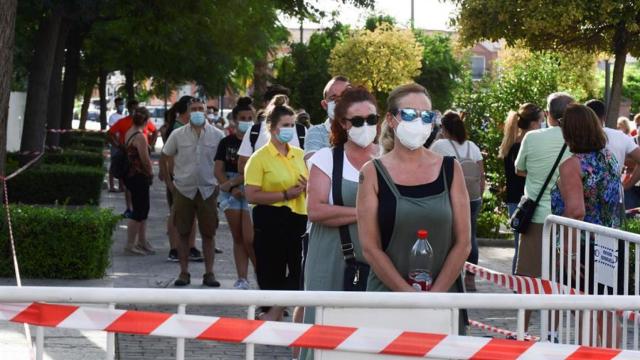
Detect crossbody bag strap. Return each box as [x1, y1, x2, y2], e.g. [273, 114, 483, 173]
[125, 131, 141, 146]
[331, 145, 356, 262]
[534, 143, 567, 205]
[448, 139, 462, 160]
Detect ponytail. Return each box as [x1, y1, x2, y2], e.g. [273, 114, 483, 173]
[498, 111, 520, 159]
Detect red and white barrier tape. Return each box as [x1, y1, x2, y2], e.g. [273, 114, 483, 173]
[47, 128, 106, 134]
[1, 302, 637, 359]
[468, 319, 539, 341]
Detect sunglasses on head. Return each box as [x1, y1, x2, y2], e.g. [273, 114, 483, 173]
[395, 108, 437, 124]
[346, 114, 379, 127]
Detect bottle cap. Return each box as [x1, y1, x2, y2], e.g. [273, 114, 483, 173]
[417, 230, 428, 239]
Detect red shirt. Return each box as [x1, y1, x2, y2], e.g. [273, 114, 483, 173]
[108, 116, 157, 144]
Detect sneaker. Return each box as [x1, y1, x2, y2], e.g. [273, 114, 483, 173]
[189, 247, 204, 262]
[167, 249, 178, 262]
[174, 272, 190, 286]
[122, 209, 133, 219]
[203, 272, 221, 287]
[215, 247, 223, 254]
[233, 278, 250, 290]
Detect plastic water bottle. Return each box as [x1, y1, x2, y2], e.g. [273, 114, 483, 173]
[408, 229, 433, 291]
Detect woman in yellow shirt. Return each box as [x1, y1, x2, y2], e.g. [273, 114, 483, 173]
[244, 95, 308, 321]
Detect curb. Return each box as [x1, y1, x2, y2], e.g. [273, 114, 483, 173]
[478, 237, 514, 248]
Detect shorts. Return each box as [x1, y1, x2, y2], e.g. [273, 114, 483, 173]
[173, 189, 219, 238]
[124, 174, 150, 221]
[515, 222, 544, 278]
[218, 189, 249, 212]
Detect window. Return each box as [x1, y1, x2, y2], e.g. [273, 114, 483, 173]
[471, 56, 486, 80]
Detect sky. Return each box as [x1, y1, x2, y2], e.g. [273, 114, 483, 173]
[280, 0, 458, 31]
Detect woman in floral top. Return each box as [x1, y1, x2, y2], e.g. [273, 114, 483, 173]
[551, 104, 621, 228]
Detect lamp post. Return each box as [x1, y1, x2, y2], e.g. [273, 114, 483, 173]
[411, 0, 415, 29]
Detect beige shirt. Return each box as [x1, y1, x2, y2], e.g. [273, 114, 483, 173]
[162, 123, 225, 199]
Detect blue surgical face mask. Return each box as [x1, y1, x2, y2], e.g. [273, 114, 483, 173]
[276, 127, 295, 143]
[116, 105, 124, 113]
[238, 121, 253, 133]
[190, 111, 206, 126]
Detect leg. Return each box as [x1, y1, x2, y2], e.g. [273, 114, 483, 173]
[515, 223, 544, 332]
[173, 190, 196, 275]
[125, 189, 132, 212]
[226, 209, 248, 279]
[242, 209, 256, 269]
[465, 199, 482, 291]
[507, 203, 520, 274]
[196, 191, 219, 275]
[108, 172, 115, 191]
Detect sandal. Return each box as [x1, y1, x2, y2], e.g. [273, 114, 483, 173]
[124, 246, 146, 256]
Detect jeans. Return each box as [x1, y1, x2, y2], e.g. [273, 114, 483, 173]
[468, 199, 482, 265]
[507, 202, 520, 274]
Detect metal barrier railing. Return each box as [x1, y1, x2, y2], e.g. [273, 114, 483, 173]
[542, 214, 640, 349]
[2, 287, 640, 359]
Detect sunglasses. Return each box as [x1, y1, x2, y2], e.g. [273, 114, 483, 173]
[395, 108, 437, 124]
[346, 114, 379, 127]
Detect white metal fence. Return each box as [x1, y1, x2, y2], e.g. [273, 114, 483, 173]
[2, 287, 640, 359]
[542, 214, 640, 349]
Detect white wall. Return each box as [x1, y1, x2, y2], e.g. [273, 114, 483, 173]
[7, 92, 26, 152]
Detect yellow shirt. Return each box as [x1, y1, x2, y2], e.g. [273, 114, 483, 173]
[244, 142, 308, 215]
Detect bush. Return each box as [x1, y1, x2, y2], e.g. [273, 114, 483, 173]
[7, 163, 104, 205]
[0, 206, 119, 279]
[45, 150, 104, 167]
[476, 191, 510, 239]
[60, 132, 106, 148]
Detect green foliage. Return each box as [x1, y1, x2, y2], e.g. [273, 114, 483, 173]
[329, 24, 423, 105]
[275, 23, 350, 124]
[477, 191, 510, 239]
[7, 164, 104, 205]
[364, 15, 396, 31]
[44, 150, 104, 168]
[0, 205, 119, 279]
[59, 131, 106, 147]
[413, 32, 464, 111]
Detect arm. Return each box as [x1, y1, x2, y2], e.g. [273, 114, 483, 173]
[107, 128, 120, 149]
[303, 127, 322, 161]
[307, 165, 357, 227]
[357, 162, 415, 292]
[623, 147, 640, 190]
[558, 158, 585, 220]
[214, 160, 229, 186]
[515, 135, 528, 177]
[237, 156, 249, 176]
[160, 153, 175, 192]
[430, 161, 471, 292]
[244, 155, 305, 205]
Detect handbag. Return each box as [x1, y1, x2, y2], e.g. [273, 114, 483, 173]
[510, 143, 567, 233]
[332, 145, 370, 291]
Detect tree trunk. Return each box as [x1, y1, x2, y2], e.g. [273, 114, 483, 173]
[60, 29, 85, 131]
[98, 68, 107, 130]
[46, 20, 71, 148]
[20, 5, 64, 158]
[253, 58, 269, 106]
[606, 31, 629, 128]
[79, 80, 93, 130]
[0, 0, 17, 180]
[124, 66, 135, 100]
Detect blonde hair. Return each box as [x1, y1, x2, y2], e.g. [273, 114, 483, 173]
[380, 83, 432, 154]
[379, 120, 395, 154]
[618, 117, 632, 135]
[498, 103, 542, 158]
[265, 94, 294, 130]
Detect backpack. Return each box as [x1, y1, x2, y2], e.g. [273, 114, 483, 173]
[250, 122, 306, 151]
[448, 140, 482, 199]
[111, 132, 140, 180]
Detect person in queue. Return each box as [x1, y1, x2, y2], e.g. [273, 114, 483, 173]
[108, 97, 126, 193]
[214, 97, 257, 290]
[123, 107, 154, 255]
[498, 104, 544, 274]
[356, 83, 470, 333]
[430, 111, 485, 291]
[159, 96, 206, 262]
[244, 94, 308, 321]
[161, 98, 225, 287]
[300, 87, 379, 360]
[304, 76, 351, 160]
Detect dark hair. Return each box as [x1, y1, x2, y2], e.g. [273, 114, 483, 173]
[547, 92, 575, 122]
[126, 99, 139, 111]
[517, 103, 543, 129]
[331, 86, 378, 146]
[263, 84, 290, 104]
[133, 107, 150, 127]
[386, 83, 431, 115]
[562, 104, 606, 153]
[265, 95, 295, 129]
[114, 97, 123, 105]
[441, 110, 467, 144]
[163, 96, 194, 141]
[232, 96, 255, 120]
[585, 99, 606, 120]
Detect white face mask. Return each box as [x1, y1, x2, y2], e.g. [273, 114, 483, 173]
[327, 100, 336, 120]
[394, 117, 432, 151]
[348, 124, 377, 148]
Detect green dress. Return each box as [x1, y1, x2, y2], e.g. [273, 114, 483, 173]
[368, 158, 466, 332]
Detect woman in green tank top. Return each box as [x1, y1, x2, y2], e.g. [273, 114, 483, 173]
[357, 83, 471, 298]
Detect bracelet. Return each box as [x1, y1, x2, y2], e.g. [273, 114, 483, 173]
[282, 190, 289, 201]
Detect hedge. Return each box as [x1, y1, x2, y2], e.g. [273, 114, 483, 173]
[60, 132, 106, 149]
[0, 205, 119, 279]
[7, 163, 104, 205]
[44, 150, 104, 167]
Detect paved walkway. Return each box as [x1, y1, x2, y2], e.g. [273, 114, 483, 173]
[0, 152, 526, 359]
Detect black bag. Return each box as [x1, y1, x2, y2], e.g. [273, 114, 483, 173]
[510, 144, 567, 233]
[332, 145, 370, 291]
[111, 132, 141, 180]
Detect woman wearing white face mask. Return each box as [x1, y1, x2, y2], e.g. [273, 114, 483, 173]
[244, 95, 308, 321]
[356, 84, 471, 333]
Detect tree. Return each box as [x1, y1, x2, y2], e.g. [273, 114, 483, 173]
[274, 23, 350, 123]
[329, 24, 423, 104]
[413, 32, 464, 111]
[0, 0, 17, 180]
[453, 0, 640, 128]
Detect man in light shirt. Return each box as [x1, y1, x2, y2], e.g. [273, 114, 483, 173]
[161, 98, 225, 287]
[303, 76, 350, 161]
